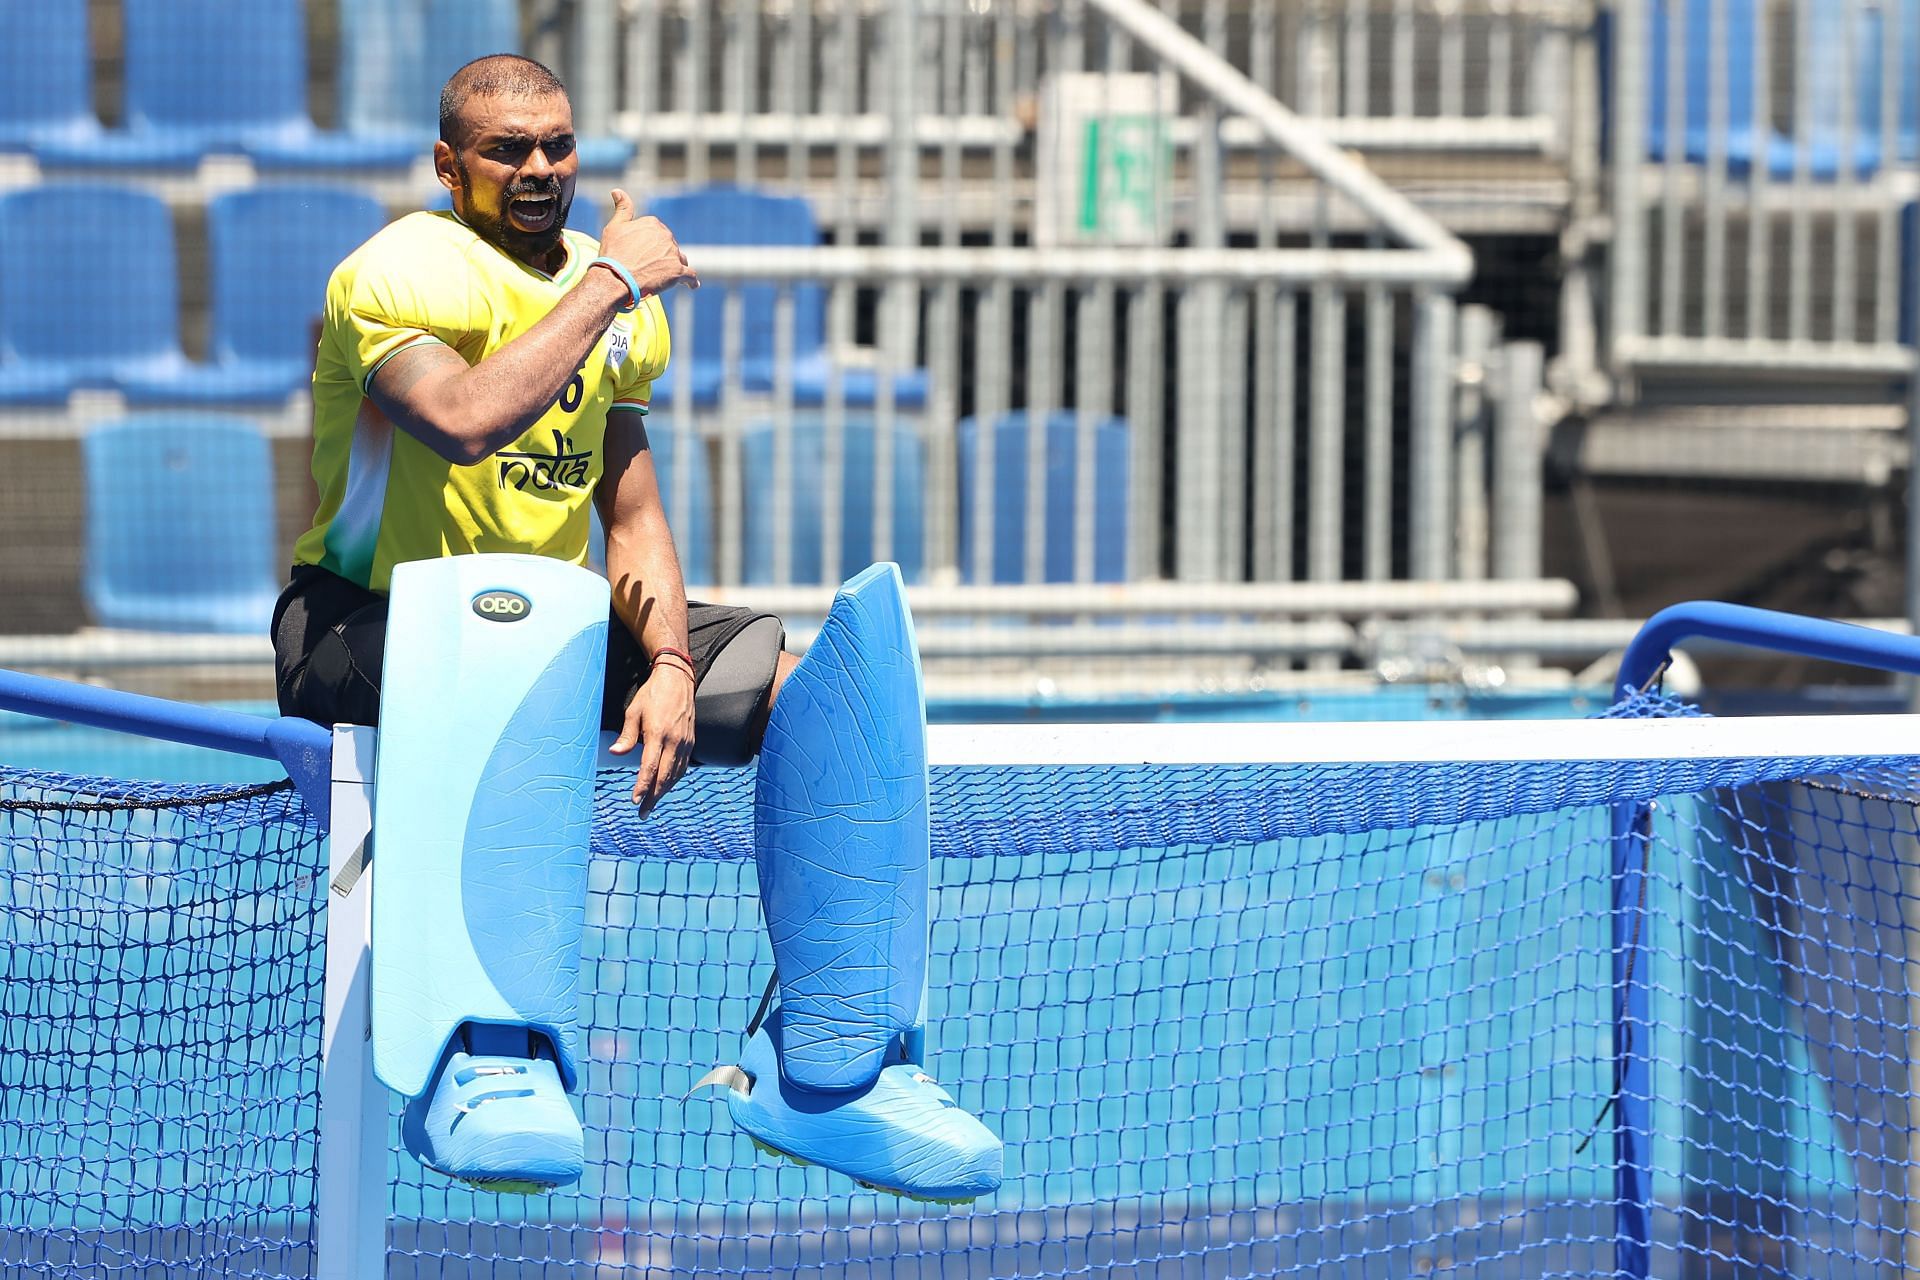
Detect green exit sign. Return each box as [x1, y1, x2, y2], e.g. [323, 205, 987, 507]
[1079, 114, 1171, 241]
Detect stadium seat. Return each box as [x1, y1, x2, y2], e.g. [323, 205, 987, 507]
[208, 188, 391, 400]
[644, 186, 929, 409]
[1643, 0, 1902, 178]
[575, 137, 639, 172]
[1852, 0, 1920, 164]
[1643, 0, 1772, 174]
[565, 191, 621, 233]
[32, 0, 414, 170]
[341, 0, 513, 141]
[741, 415, 926, 585]
[0, 3, 135, 161]
[589, 418, 715, 586]
[81, 415, 282, 633]
[0, 185, 295, 405]
[956, 411, 1130, 585]
[341, 0, 632, 170]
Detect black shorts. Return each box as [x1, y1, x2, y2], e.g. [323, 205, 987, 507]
[271, 563, 783, 764]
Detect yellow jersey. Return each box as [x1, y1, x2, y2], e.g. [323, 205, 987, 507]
[294, 210, 670, 593]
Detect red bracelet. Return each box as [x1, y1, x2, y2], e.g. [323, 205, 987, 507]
[652, 645, 696, 672]
[651, 647, 696, 683]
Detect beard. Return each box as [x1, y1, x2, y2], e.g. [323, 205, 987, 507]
[454, 159, 572, 264]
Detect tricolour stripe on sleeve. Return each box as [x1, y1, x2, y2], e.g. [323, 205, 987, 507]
[360, 333, 445, 394]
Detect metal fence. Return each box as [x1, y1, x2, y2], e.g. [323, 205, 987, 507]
[546, 0, 1590, 150]
[620, 0, 1550, 608]
[538, 0, 1592, 248]
[1602, 0, 1919, 383]
[654, 256, 1486, 590]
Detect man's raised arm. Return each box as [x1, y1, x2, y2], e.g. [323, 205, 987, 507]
[369, 190, 696, 465]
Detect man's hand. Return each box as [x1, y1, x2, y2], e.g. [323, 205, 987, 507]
[607, 663, 696, 817]
[599, 189, 699, 298]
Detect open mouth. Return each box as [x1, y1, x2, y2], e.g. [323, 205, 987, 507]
[507, 193, 558, 232]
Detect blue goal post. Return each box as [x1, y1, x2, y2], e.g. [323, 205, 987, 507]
[11, 601, 1920, 1277]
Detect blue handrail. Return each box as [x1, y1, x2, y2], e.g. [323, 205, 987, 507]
[1611, 600, 1920, 1280]
[1616, 600, 1920, 702]
[0, 667, 332, 824]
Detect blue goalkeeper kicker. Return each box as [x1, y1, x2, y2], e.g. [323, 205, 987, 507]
[371, 554, 609, 1194]
[707, 563, 1002, 1202]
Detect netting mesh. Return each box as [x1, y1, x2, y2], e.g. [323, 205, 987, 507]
[10, 723, 1920, 1277]
[0, 773, 324, 1278]
[594, 749, 1899, 862]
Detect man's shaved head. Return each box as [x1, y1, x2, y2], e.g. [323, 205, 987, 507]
[439, 54, 569, 148]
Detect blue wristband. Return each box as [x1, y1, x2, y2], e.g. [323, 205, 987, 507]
[590, 257, 643, 313]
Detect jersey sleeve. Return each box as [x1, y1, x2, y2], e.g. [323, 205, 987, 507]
[609, 294, 671, 415]
[328, 225, 486, 392]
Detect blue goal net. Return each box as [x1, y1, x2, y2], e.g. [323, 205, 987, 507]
[8, 701, 1920, 1278]
[2, 771, 325, 1276]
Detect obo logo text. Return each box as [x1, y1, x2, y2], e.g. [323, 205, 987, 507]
[472, 590, 532, 622]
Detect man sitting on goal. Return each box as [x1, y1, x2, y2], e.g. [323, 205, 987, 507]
[271, 53, 1000, 1203]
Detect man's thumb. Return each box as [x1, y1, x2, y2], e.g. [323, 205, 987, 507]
[606, 188, 635, 224]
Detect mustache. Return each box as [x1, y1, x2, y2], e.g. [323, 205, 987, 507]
[506, 179, 562, 200]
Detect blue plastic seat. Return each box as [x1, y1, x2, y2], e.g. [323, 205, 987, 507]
[0, 185, 294, 405]
[341, 0, 514, 141]
[590, 418, 715, 586]
[1852, 0, 1920, 164]
[81, 415, 282, 633]
[645, 186, 928, 409]
[342, 0, 631, 171]
[1644, 0, 1770, 173]
[741, 414, 925, 585]
[1644, 0, 1905, 179]
[33, 0, 414, 170]
[562, 191, 601, 231]
[208, 188, 391, 400]
[575, 137, 638, 171]
[956, 412, 1130, 585]
[0, 4, 122, 159]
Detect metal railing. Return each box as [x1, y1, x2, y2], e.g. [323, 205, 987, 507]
[618, 0, 1515, 605]
[651, 269, 1552, 602]
[544, 0, 1590, 182]
[651, 257, 1488, 591]
[1602, 0, 1920, 384]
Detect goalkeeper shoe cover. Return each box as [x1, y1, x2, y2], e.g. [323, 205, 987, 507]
[721, 1007, 1002, 1203]
[400, 1023, 584, 1194]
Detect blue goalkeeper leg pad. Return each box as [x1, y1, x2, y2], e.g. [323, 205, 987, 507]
[718, 1008, 1002, 1203]
[372, 555, 608, 1194]
[400, 1023, 584, 1195]
[715, 563, 1002, 1200]
[753, 562, 929, 1088]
